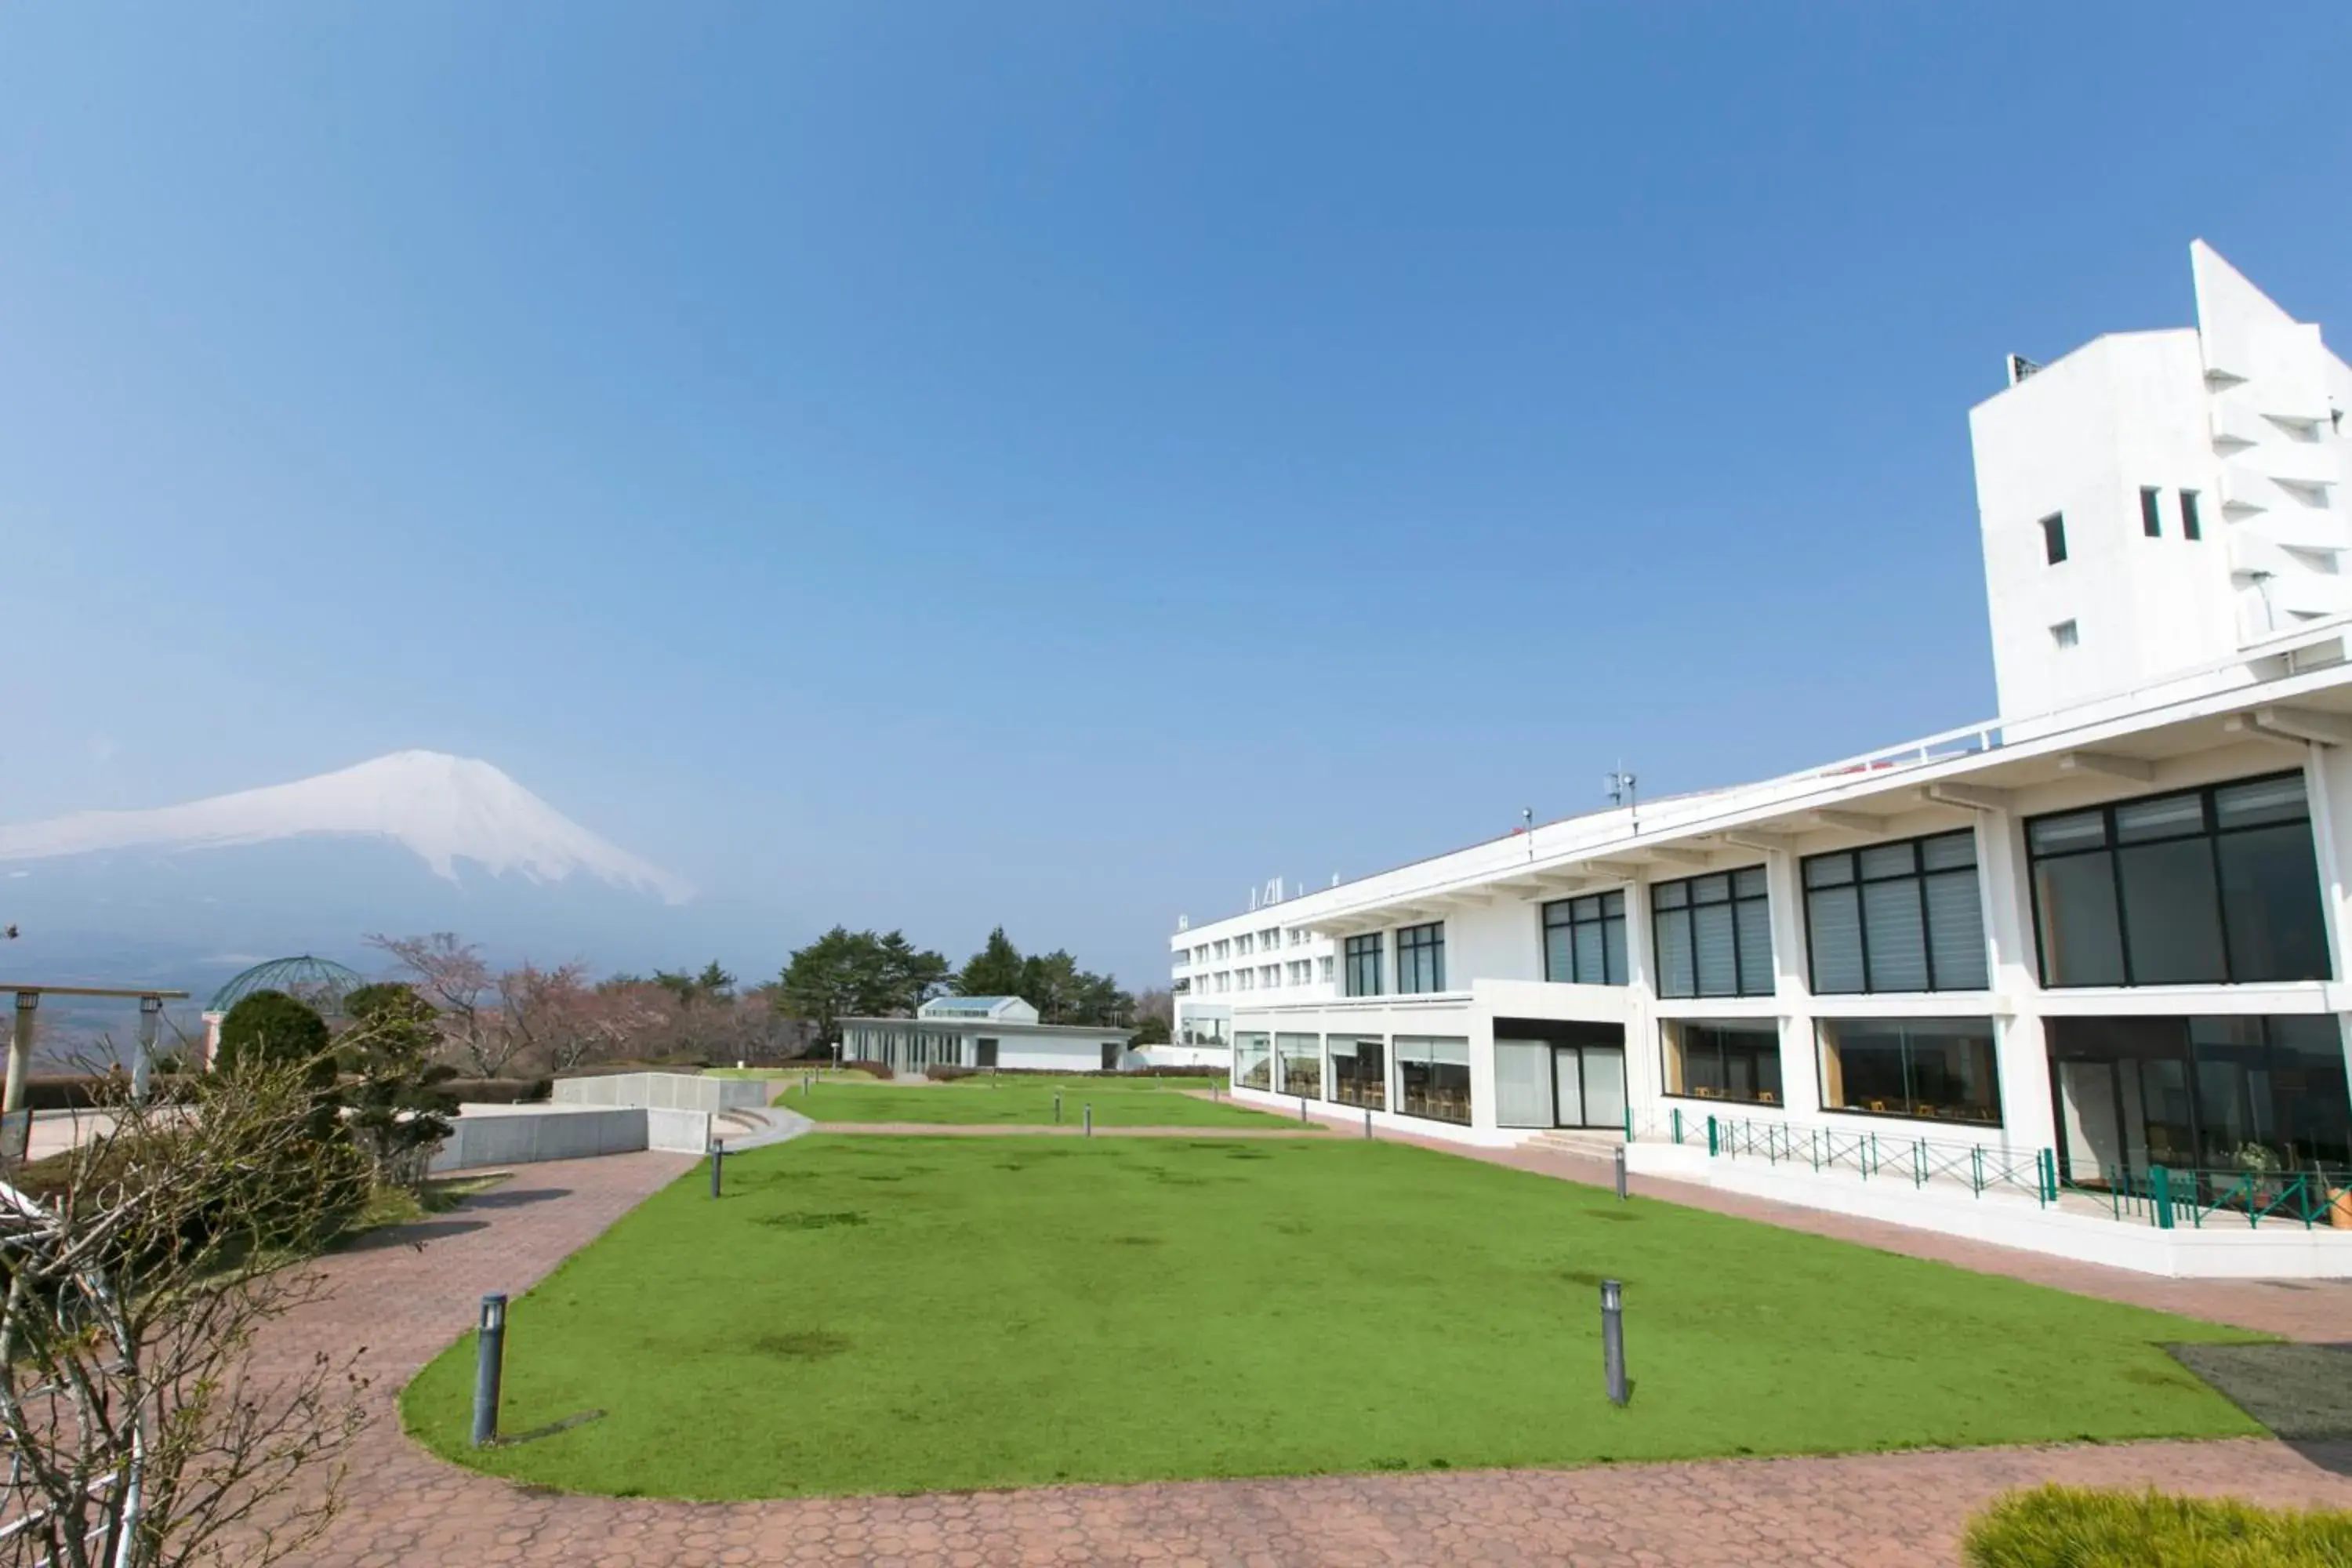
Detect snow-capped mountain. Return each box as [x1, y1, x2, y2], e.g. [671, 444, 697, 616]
[0, 750, 693, 903]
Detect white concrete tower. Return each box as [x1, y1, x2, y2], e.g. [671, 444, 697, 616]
[1970, 241, 2350, 720]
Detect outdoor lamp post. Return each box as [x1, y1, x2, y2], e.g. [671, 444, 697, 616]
[472, 1294, 508, 1446]
[1600, 1279, 1628, 1406]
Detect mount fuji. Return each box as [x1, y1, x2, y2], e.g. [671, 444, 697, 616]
[0, 753, 719, 1003]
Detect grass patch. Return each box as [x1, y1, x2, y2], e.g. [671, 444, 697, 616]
[1963, 1484, 2352, 1566]
[778, 1075, 1297, 1127]
[340, 1172, 509, 1240]
[404, 1136, 2263, 1500]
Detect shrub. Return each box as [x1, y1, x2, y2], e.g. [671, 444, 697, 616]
[910, 1065, 1223, 1081]
[19, 1074, 198, 1112]
[1963, 1485, 2352, 1567]
[216, 989, 330, 1074]
[840, 1059, 893, 1080]
[437, 1077, 552, 1104]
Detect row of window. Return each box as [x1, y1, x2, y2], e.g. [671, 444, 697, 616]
[2038, 485, 2202, 566]
[1532, 772, 2321, 997]
[1663, 1015, 2001, 1124]
[1233, 1030, 1472, 1126]
[1344, 920, 1449, 996]
[1194, 960, 1334, 994]
[1183, 927, 1319, 971]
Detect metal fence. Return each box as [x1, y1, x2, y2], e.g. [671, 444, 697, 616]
[1628, 1105, 2352, 1231]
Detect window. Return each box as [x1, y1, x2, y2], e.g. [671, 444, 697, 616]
[1261, 928, 1279, 950]
[1396, 922, 1446, 993]
[1171, 978, 1190, 995]
[2052, 619, 2079, 649]
[2047, 1014, 2350, 1182]
[2180, 489, 2203, 541]
[1287, 960, 1310, 986]
[1100, 1042, 1121, 1071]
[1542, 891, 1628, 985]
[2026, 771, 2329, 987]
[1233, 1032, 1272, 1091]
[1328, 1036, 1385, 1110]
[1236, 969, 1254, 991]
[1260, 964, 1279, 989]
[1662, 1019, 1784, 1106]
[2140, 486, 2163, 537]
[1652, 867, 1773, 997]
[1395, 1036, 1472, 1124]
[2041, 513, 2067, 564]
[1214, 939, 1230, 960]
[1343, 934, 1384, 996]
[1277, 1033, 1321, 1097]
[1318, 956, 1335, 983]
[1236, 934, 1254, 956]
[1802, 830, 1988, 993]
[1818, 1017, 2002, 1124]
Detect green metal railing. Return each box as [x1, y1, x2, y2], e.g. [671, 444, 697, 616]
[1624, 1105, 2350, 1231]
[1629, 1106, 2058, 1204]
[2100, 1164, 2347, 1230]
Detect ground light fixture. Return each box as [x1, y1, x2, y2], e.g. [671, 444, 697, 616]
[472, 1293, 508, 1447]
[1600, 1279, 1628, 1406]
[710, 1138, 726, 1199]
[1613, 1145, 1628, 1200]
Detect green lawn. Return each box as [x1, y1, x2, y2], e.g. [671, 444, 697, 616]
[774, 1073, 1295, 1127]
[404, 1135, 2263, 1500]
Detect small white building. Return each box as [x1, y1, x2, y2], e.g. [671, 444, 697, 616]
[840, 996, 1138, 1076]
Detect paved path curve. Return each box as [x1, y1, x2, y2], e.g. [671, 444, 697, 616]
[274, 1145, 2352, 1567]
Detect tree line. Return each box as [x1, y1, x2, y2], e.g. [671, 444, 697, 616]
[350, 925, 1170, 1080]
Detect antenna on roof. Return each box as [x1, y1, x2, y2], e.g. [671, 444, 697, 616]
[1606, 764, 1639, 836]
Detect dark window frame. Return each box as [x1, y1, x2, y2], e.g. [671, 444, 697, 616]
[1802, 829, 1988, 995]
[1660, 1018, 1786, 1107]
[2140, 485, 2163, 538]
[1396, 920, 1446, 994]
[2024, 770, 2330, 988]
[1343, 932, 1385, 997]
[1651, 866, 1774, 998]
[1541, 890, 1628, 985]
[2180, 489, 2202, 541]
[1817, 1015, 2005, 1126]
[2040, 513, 2067, 564]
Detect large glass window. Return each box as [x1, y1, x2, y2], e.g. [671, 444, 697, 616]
[2048, 1014, 2350, 1182]
[1653, 867, 1774, 998]
[1396, 922, 1446, 993]
[1662, 1018, 1784, 1105]
[1395, 1036, 1472, 1125]
[1803, 831, 1987, 994]
[1233, 1032, 1272, 1091]
[1328, 1036, 1385, 1110]
[2027, 772, 2329, 988]
[1276, 1033, 1321, 1098]
[1542, 891, 1628, 985]
[1343, 934, 1384, 997]
[1817, 1017, 2002, 1124]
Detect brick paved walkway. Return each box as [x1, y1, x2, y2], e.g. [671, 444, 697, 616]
[270, 1141, 2352, 1567]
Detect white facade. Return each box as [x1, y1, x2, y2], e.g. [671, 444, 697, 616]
[840, 995, 1139, 1076]
[1168, 244, 2352, 1275]
[1976, 241, 2352, 720]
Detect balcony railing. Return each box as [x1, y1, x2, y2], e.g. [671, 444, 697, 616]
[2097, 1165, 2351, 1231]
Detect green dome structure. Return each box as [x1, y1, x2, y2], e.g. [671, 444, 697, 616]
[206, 955, 368, 1018]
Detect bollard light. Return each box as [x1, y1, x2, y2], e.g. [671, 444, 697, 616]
[1613, 1145, 1628, 1201]
[1600, 1279, 1628, 1407]
[1083, 1103, 1093, 1137]
[1363, 1106, 1372, 1140]
[1299, 1096, 1308, 1123]
[472, 1293, 508, 1447]
[710, 1138, 726, 1200]
[1054, 1092, 1063, 1124]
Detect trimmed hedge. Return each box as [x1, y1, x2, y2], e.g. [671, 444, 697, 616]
[1964, 1485, 2352, 1567]
[840, 1060, 894, 1080]
[437, 1077, 552, 1104]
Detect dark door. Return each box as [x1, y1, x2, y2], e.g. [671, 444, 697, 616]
[976, 1038, 998, 1068]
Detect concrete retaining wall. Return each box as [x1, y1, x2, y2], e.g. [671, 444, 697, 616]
[646, 1105, 713, 1154]
[429, 1104, 649, 1173]
[554, 1073, 768, 1113]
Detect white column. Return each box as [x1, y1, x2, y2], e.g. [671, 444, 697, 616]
[1976, 806, 2057, 1151]
[1762, 847, 1824, 1116]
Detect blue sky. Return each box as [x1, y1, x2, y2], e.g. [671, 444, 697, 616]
[5, 3, 2350, 988]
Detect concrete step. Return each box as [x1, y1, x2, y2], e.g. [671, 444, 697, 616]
[1518, 1128, 1626, 1163]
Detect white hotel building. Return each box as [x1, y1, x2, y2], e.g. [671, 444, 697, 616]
[1168, 243, 2352, 1275]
